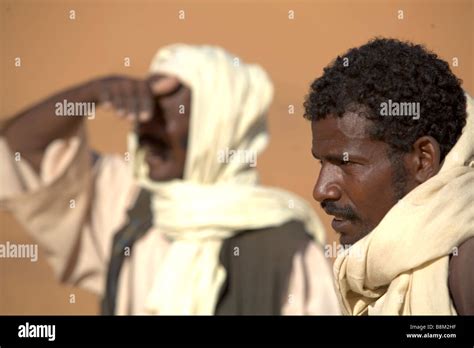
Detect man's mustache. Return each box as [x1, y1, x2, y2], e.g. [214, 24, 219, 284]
[321, 201, 359, 221]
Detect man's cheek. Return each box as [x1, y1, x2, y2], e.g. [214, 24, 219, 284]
[350, 184, 381, 226]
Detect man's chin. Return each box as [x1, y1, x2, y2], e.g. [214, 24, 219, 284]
[339, 234, 357, 247]
[147, 168, 179, 182]
[146, 160, 183, 182]
[338, 228, 372, 247]
[332, 219, 358, 246]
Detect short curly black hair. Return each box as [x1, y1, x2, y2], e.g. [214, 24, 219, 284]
[303, 38, 467, 161]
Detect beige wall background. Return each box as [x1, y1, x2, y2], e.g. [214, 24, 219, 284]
[0, 0, 472, 314]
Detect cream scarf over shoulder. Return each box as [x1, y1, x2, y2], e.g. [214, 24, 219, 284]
[333, 94, 474, 315]
[129, 45, 326, 315]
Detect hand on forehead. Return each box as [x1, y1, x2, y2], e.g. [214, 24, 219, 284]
[147, 74, 182, 96]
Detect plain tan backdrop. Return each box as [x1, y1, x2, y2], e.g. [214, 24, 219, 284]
[0, 0, 472, 314]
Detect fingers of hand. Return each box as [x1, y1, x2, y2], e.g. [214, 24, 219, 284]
[123, 81, 152, 122]
[111, 82, 126, 117]
[136, 81, 153, 122]
[100, 78, 153, 122]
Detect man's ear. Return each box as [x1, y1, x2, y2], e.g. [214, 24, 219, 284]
[406, 136, 441, 184]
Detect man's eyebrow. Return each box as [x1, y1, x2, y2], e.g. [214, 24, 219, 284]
[312, 151, 352, 162]
[325, 154, 346, 162]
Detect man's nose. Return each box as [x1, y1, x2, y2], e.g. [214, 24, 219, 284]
[313, 165, 342, 203]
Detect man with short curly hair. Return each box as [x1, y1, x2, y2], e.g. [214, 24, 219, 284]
[304, 38, 473, 315]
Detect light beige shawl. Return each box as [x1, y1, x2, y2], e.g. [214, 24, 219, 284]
[333, 94, 474, 315]
[130, 44, 327, 315]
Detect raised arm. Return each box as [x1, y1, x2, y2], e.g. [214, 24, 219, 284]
[1, 75, 178, 173]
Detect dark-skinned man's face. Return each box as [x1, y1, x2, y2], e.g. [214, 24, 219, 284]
[311, 112, 414, 246]
[136, 76, 191, 182]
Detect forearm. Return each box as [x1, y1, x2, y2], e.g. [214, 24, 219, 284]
[1, 74, 169, 174]
[2, 79, 98, 172]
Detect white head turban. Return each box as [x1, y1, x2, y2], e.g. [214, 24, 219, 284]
[128, 44, 326, 314]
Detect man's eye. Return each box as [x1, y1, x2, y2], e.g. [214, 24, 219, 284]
[318, 159, 355, 167]
[341, 159, 356, 166]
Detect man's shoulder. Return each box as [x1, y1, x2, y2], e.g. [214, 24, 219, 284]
[448, 236, 474, 315]
[219, 219, 314, 267]
[227, 220, 313, 251]
[216, 220, 315, 315]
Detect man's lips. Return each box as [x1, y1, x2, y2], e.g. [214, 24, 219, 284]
[331, 217, 352, 233]
[322, 201, 358, 233]
[144, 148, 171, 168]
[140, 140, 170, 164]
[144, 144, 168, 158]
[324, 209, 355, 233]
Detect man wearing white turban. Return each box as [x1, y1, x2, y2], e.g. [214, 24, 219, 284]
[0, 45, 340, 315]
